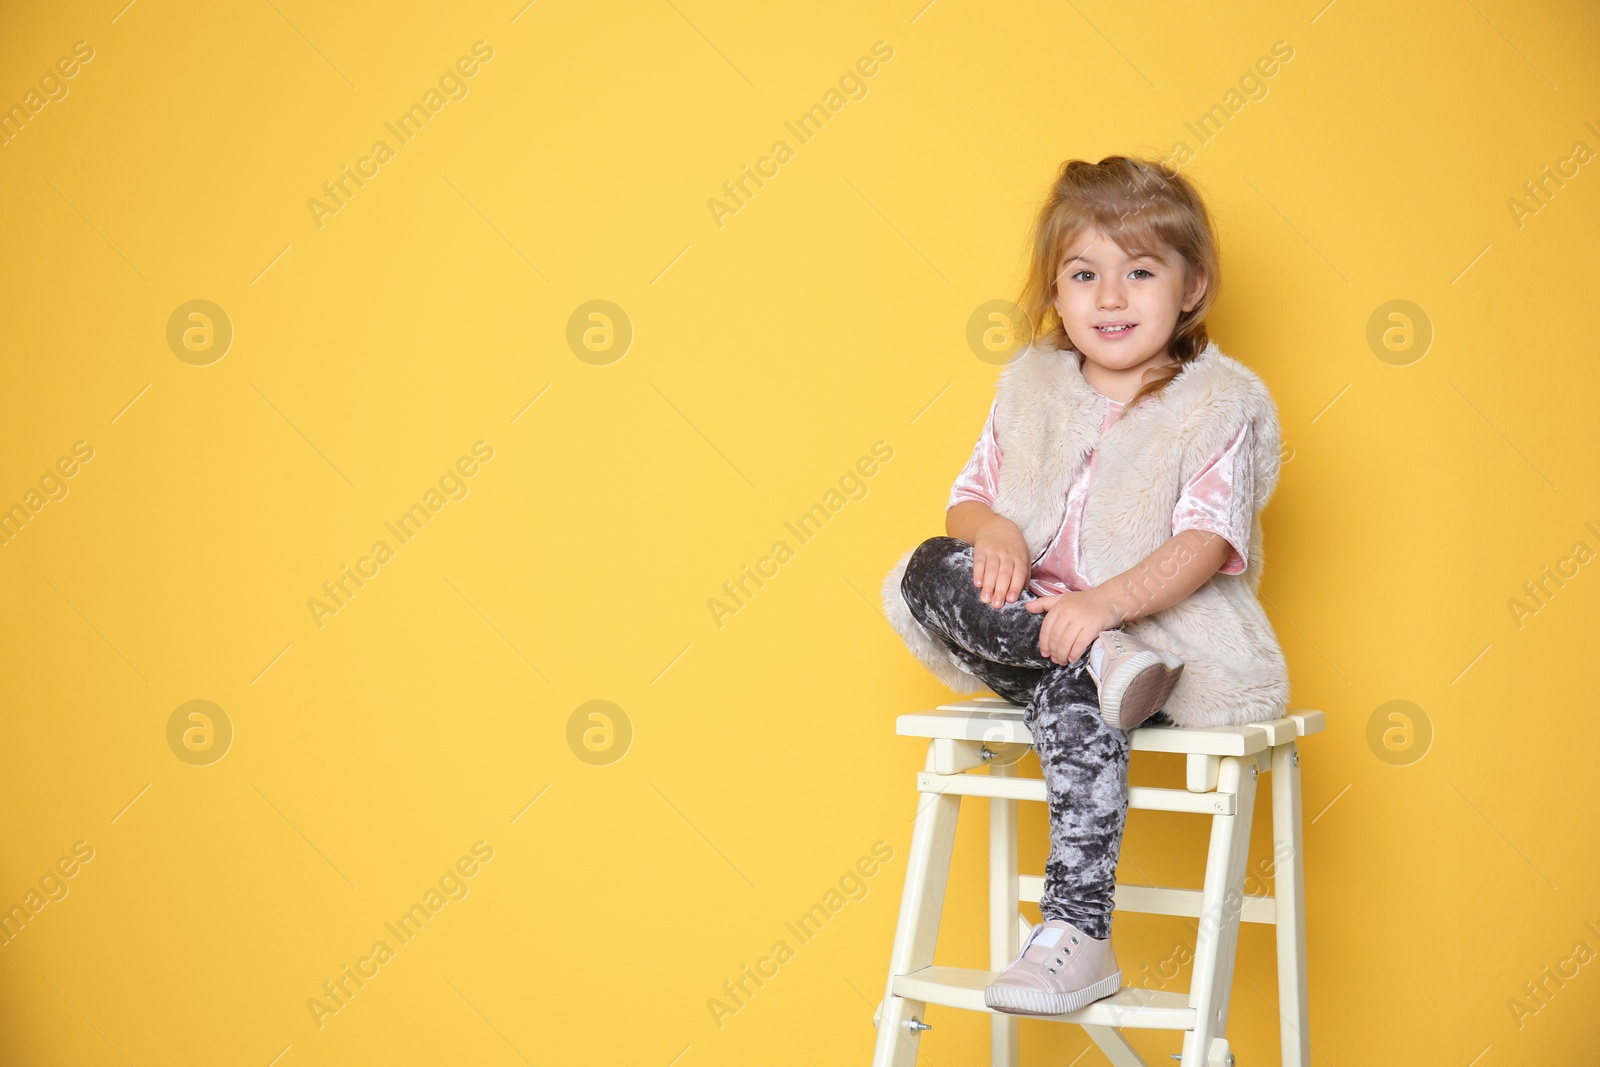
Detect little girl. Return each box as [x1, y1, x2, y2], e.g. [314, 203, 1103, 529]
[881, 156, 1290, 1017]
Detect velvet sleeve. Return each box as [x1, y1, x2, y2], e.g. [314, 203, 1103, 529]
[947, 400, 1003, 511]
[1171, 418, 1254, 574]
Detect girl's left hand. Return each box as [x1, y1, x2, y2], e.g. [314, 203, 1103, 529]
[1025, 590, 1123, 665]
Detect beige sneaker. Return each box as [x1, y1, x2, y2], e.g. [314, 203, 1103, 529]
[1086, 628, 1184, 731]
[985, 918, 1122, 1016]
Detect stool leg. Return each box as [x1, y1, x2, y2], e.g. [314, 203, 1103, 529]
[1272, 741, 1310, 1066]
[989, 761, 1021, 1067]
[873, 742, 963, 1067]
[1081, 1025, 1148, 1066]
[1181, 753, 1258, 1066]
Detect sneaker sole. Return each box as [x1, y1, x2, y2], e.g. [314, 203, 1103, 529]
[984, 970, 1123, 1016]
[1099, 652, 1183, 731]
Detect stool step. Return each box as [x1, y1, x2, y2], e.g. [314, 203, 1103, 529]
[900, 709, 1266, 756]
[917, 770, 1236, 815]
[1012, 878, 1280, 924]
[898, 702, 1326, 755]
[891, 965, 1196, 1031]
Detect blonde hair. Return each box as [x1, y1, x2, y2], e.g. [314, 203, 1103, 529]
[1015, 156, 1220, 412]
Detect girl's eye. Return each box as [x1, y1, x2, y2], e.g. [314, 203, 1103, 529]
[1068, 268, 1153, 282]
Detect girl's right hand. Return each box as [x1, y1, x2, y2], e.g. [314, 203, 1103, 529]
[971, 515, 1032, 608]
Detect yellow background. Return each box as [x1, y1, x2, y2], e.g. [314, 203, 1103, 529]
[2, 1, 1598, 1064]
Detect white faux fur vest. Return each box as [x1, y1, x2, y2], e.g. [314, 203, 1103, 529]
[882, 336, 1291, 729]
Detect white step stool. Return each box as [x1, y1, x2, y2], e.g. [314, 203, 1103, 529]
[872, 697, 1323, 1067]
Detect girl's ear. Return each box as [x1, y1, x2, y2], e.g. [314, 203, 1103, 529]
[1181, 266, 1209, 313]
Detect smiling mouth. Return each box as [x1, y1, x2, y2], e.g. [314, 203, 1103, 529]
[1096, 323, 1136, 334]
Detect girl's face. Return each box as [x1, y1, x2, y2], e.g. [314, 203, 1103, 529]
[1051, 228, 1206, 375]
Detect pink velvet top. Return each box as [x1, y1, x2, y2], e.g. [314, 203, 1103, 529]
[947, 392, 1255, 596]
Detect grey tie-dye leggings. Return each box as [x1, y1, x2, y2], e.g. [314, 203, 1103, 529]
[899, 536, 1171, 940]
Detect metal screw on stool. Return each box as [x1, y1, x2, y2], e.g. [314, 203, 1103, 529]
[1250, 764, 1259, 780]
[980, 747, 997, 761]
[906, 1017, 932, 1033]
[1292, 750, 1300, 766]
